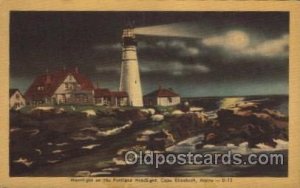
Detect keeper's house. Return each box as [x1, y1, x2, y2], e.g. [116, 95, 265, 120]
[143, 87, 181, 107]
[25, 68, 129, 106]
[25, 68, 95, 105]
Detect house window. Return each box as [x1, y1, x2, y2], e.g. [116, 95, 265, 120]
[168, 97, 173, 103]
[65, 83, 68, 89]
[15, 93, 20, 99]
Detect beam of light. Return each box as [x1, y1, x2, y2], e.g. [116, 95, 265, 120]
[134, 22, 205, 39]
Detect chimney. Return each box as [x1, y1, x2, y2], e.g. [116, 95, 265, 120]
[96, 80, 100, 88]
[45, 69, 51, 84]
[158, 84, 162, 90]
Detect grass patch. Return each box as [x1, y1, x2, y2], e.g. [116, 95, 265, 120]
[154, 105, 178, 114]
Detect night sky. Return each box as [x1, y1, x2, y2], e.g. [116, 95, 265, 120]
[10, 11, 289, 97]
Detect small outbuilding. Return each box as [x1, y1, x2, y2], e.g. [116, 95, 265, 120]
[143, 87, 181, 107]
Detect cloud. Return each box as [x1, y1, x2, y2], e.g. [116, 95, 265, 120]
[172, 62, 210, 76]
[96, 65, 120, 73]
[179, 47, 200, 57]
[139, 39, 201, 58]
[140, 60, 210, 76]
[242, 34, 288, 57]
[142, 40, 186, 49]
[191, 64, 210, 73]
[168, 40, 186, 49]
[202, 31, 288, 58]
[93, 43, 121, 51]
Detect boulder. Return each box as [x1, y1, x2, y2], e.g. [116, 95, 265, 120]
[189, 107, 204, 112]
[151, 114, 164, 122]
[141, 108, 156, 115]
[82, 110, 96, 117]
[171, 110, 185, 116]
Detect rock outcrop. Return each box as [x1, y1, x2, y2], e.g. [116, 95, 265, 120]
[198, 102, 288, 148]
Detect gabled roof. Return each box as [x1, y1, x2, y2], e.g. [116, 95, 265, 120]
[25, 68, 94, 100]
[144, 88, 179, 98]
[9, 89, 21, 98]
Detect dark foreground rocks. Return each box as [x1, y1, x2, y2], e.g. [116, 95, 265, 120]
[9, 108, 149, 176]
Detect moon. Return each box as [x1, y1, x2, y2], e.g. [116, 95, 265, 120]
[225, 30, 250, 49]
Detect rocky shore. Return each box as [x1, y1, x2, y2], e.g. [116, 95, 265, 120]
[10, 96, 288, 176]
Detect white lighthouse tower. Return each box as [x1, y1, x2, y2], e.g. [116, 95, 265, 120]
[119, 26, 144, 107]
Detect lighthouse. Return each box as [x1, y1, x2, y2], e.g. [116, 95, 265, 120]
[119, 26, 144, 107]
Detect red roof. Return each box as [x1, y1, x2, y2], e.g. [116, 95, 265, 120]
[111, 91, 128, 97]
[25, 68, 94, 100]
[94, 88, 111, 98]
[144, 88, 179, 98]
[94, 88, 128, 98]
